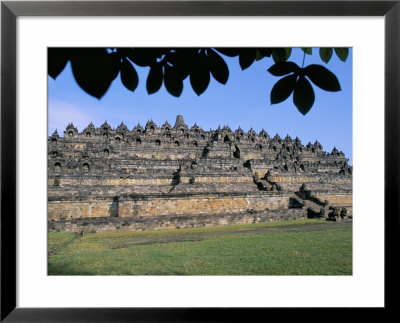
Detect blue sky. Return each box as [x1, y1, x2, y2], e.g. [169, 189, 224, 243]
[48, 48, 352, 164]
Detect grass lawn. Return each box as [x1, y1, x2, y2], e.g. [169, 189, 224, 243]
[48, 219, 352, 275]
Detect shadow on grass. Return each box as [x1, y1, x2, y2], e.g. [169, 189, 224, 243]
[48, 220, 352, 276]
[108, 221, 352, 249]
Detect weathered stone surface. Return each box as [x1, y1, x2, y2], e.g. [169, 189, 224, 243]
[48, 115, 352, 233]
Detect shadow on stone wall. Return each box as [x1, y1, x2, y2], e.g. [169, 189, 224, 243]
[109, 196, 119, 217]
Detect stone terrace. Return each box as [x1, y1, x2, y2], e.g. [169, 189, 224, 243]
[48, 115, 352, 233]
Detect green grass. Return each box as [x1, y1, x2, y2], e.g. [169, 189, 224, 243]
[48, 232, 76, 252]
[48, 219, 352, 275]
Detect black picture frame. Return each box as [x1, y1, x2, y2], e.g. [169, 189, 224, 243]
[1, 1, 398, 321]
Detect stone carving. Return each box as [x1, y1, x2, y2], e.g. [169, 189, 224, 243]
[328, 207, 341, 221]
[48, 115, 352, 233]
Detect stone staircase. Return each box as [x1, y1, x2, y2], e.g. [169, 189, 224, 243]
[289, 193, 327, 218]
[288, 191, 350, 221]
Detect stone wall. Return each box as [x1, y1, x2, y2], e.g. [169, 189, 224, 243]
[48, 192, 290, 221]
[49, 175, 253, 187]
[48, 199, 118, 220]
[48, 209, 306, 234]
[315, 193, 352, 215]
[117, 193, 288, 218]
[268, 173, 352, 184]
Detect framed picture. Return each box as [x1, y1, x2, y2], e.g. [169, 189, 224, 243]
[1, 0, 398, 320]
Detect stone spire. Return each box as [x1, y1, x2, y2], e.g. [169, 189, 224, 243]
[65, 123, 78, 136]
[84, 122, 95, 131]
[222, 125, 232, 133]
[100, 121, 111, 130]
[190, 123, 200, 132]
[331, 146, 339, 155]
[259, 129, 269, 139]
[174, 115, 186, 128]
[314, 140, 322, 150]
[162, 121, 172, 130]
[235, 126, 244, 136]
[133, 123, 143, 133]
[117, 121, 127, 130]
[66, 122, 77, 131]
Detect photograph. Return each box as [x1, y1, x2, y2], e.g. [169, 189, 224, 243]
[47, 47, 353, 276]
[2, 0, 397, 318]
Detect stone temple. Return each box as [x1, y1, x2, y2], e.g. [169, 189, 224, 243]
[48, 115, 352, 233]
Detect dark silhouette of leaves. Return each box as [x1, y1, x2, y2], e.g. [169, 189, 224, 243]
[207, 49, 229, 85]
[70, 48, 120, 99]
[268, 62, 300, 76]
[270, 74, 297, 104]
[301, 48, 313, 55]
[128, 48, 165, 67]
[334, 48, 349, 62]
[120, 58, 138, 92]
[255, 50, 264, 61]
[166, 49, 194, 80]
[272, 48, 291, 63]
[214, 48, 240, 57]
[239, 49, 257, 70]
[255, 48, 273, 61]
[164, 65, 183, 97]
[293, 76, 315, 115]
[146, 63, 163, 94]
[257, 48, 273, 58]
[304, 64, 341, 92]
[48, 48, 70, 79]
[190, 51, 210, 96]
[319, 48, 333, 63]
[48, 47, 349, 115]
[285, 48, 292, 59]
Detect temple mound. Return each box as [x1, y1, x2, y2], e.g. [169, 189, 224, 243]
[48, 115, 352, 233]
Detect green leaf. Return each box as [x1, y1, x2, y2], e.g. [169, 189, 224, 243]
[239, 49, 257, 70]
[334, 48, 349, 62]
[270, 74, 297, 104]
[257, 48, 272, 57]
[146, 63, 163, 94]
[272, 48, 288, 63]
[208, 49, 229, 84]
[268, 62, 300, 76]
[164, 65, 183, 97]
[284, 48, 292, 59]
[301, 48, 313, 55]
[120, 58, 138, 92]
[293, 76, 315, 115]
[319, 48, 333, 63]
[255, 50, 264, 61]
[303, 64, 341, 92]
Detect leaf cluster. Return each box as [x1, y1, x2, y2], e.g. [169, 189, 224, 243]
[49, 48, 231, 99]
[268, 61, 341, 115]
[48, 47, 349, 115]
